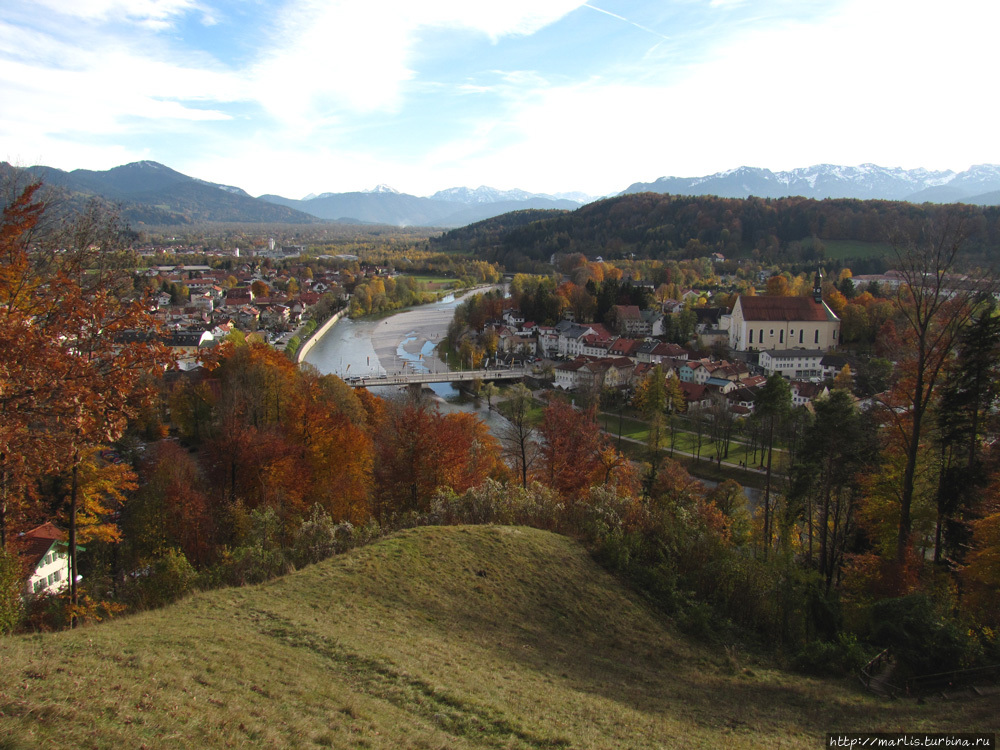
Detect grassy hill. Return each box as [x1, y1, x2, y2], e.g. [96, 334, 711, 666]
[1, 526, 995, 749]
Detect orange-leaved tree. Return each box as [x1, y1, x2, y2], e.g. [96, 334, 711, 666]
[0, 181, 169, 620]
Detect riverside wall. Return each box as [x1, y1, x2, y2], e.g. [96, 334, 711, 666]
[294, 308, 347, 364]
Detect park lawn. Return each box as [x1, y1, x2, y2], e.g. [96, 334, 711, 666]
[598, 412, 792, 473]
[407, 274, 458, 288]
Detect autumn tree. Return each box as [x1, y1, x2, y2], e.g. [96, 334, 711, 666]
[538, 398, 612, 500]
[882, 210, 993, 564]
[0, 182, 169, 620]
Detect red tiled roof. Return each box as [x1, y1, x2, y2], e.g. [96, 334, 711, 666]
[738, 296, 829, 322]
[680, 382, 708, 401]
[19, 523, 65, 571]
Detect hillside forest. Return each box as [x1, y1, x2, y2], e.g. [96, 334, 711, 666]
[2, 182, 1000, 689]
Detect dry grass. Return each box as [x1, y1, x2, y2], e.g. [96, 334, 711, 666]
[1, 526, 996, 749]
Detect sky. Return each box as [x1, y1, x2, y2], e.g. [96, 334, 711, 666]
[2, 0, 999, 200]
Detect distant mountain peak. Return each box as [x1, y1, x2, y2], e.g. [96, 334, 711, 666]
[623, 163, 1000, 203]
[364, 184, 399, 195]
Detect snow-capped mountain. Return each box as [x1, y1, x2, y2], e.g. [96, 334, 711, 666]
[430, 185, 600, 205]
[364, 184, 400, 195]
[431, 186, 539, 204]
[622, 164, 1000, 203]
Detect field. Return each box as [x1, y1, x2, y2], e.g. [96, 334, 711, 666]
[407, 274, 458, 290]
[821, 240, 894, 261]
[2, 526, 995, 749]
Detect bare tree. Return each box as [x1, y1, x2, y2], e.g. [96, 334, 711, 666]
[496, 383, 539, 488]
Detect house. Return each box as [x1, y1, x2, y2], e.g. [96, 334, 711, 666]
[642, 309, 666, 337]
[555, 321, 612, 358]
[537, 326, 559, 356]
[759, 349, 826, 379]
[680, 382, 712, 411]
[20, 523, 74, 596]
[554, 355, 634, 390]
[611, 305, 646, 336]
[727, 386, 761, 413]
[724, 272, 840, 352]
[679, 358, 711, 383]
[607, 337, 641, 359]
[790, 380, 829, 407]
[821, 353, 855, 381]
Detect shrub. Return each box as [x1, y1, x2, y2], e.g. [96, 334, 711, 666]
[870, 594, 980, 676]
[793, 633, 870, 676]
[292, 505, 357, 567]
[134, 549, 198, 609]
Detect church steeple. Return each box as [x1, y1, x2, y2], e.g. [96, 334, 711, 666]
[813, 267, 823, 303]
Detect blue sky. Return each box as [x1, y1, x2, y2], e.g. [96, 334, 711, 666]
[2, 0, 998, 199]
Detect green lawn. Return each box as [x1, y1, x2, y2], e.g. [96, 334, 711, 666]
[598, 411, 790, 474]
[407, 274, 458, 288]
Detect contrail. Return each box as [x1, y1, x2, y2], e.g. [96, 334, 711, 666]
[583, 3, 671, 40]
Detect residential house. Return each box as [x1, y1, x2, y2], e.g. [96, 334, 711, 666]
[554, 355, 634, 391]
[20, 523, 73, 596]
[790, 381, 829, 408]
[611, 305, 645, 336]
[680, 382, 712, 411]
[607, 337, 641, 359]
[821, 353, 855, 381]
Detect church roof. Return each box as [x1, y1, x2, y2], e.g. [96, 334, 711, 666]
[737, 296, 832, 322]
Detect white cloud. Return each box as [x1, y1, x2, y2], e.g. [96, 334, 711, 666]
[410, 0, 1000, 194]
[29, 0, 199, 29]
[249, 0, 585, 124]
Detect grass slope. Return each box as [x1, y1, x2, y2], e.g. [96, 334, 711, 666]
[1, 526, 995, 749]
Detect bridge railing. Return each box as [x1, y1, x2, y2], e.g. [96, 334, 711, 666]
[343, 368, 530, 387]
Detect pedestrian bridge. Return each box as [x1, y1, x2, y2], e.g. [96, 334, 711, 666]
[344, 368, 529, 388]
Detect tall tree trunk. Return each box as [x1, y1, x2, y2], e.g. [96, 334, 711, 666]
[69, 448, 80, 629]
[762, 418, 775, 560]
[898, 353, 926, 564]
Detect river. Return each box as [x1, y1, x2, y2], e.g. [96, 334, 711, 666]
[302, 290, 506, 425]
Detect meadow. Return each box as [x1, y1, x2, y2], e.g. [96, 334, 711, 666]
[2, 526, 995, 749]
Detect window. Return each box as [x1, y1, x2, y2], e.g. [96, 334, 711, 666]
[769, 329, 774, 336]
[833, 329, 837, 340]
[748, 329, 754, 344]
[799, 330, 804, 344]
[779, 330, 784, 344]
[814, 330, 819, 344]
[34, 580, 44, 593]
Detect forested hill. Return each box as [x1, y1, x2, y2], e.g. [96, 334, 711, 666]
[432, 193, 1000, 271]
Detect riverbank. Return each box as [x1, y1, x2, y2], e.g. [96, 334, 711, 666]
[294, 308, 347, 363]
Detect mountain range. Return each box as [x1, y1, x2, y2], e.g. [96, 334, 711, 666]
[258, 185, 583, 227]
[6, 160, 1000, 229]
[622, 164, 1000, 204]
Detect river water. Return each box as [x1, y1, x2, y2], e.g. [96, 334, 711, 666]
[302, 291, 506, 426]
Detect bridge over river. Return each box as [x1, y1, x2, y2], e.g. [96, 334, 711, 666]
[344, 367, 530, 388]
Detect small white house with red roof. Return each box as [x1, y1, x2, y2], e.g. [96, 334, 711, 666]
[20, 523, 75, 596]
